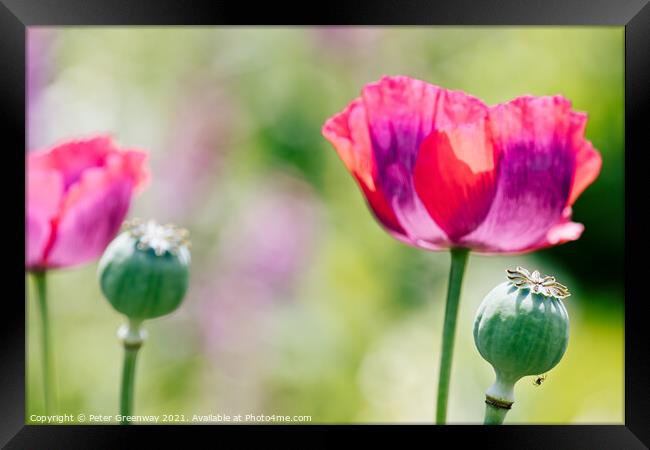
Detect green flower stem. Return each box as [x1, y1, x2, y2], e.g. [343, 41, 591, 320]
[482, 372, 515, 424]
[119, 319, 145, 424]
[120, 348, 139, 423]
[33, 270, 54, 414]
[435, 247, 470, 424]
[484, 403, 509, 425]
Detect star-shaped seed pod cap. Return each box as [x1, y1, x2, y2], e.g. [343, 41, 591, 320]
[122, 218, 191, 256]
[506, 267, 570, 299]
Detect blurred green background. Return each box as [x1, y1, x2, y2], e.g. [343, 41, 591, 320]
[26, 27, 624, 424]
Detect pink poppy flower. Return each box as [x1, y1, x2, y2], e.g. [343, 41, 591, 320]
[26, 135, 150, 270]
[322, 76, 601, 254]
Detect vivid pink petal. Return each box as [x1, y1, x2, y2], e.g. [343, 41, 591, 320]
[105, 148, 151, 193]
[322, 99, 375, 189]
[461, 96, 580, 253]
[569, 139, 602, 206]
[322, 97, 406, 237]
[45, 168, 135, 268]
[362, 76, 486, 191]
[360, 75, 488, 247]
[26, 169, 63, 268]
[519, 207, 585, 252]
[26, 136, 150, 269]
[28, 135, 116, 190]
[413, 119, 498, 241]
[26, 215, 50, 269]
[557, 111, 602, 206]
[545, 220, 585, 247]
[323, 77, 601, 254]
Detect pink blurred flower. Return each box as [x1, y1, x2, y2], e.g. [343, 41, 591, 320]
[197, 174, 319, 349]
[26, 135, 150, 270]
[322, 75, 602, 254]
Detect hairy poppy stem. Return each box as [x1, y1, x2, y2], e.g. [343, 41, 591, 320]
[33, 270, 55, 415]
[119, 319, 145, 424]
[435, 248, 469, 424]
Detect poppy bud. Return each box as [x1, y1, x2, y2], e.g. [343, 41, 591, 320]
[98, 219, 191, 321]
[473, 267, 570, 424]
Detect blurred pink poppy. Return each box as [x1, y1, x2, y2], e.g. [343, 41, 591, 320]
[322, 75, 602, 254]
[26, 135, 150, 270]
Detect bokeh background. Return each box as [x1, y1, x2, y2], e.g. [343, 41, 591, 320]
[26, 27, 624, 424]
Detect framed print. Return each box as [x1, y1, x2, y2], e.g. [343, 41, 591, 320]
[2, 0, 648, 447]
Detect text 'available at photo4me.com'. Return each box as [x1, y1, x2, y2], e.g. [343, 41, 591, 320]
[29, 413, 313, 424]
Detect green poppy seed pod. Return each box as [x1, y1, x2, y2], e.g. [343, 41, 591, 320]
[98, 219, 191, 321]
[473, 267, 570, 424]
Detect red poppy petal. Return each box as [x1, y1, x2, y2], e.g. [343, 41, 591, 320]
[413, 120, 498, 241]
[360, 76, 488, 247]
[361, 76, 486, 192]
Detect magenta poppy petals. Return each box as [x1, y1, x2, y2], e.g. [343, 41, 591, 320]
[323, 76, 601, 254]
[26, 169, 64, 268]
[461, 96, 592, 252]
[362, 77, 487, 247]
[569, 139, 602, 206]
[322, 98, 407, 238]
[26, 135, 150, 270]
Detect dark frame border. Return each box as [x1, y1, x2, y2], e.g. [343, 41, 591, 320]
[2, 1, 648, 448]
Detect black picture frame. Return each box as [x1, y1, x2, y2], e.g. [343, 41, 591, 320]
[2, 0, 648, 447]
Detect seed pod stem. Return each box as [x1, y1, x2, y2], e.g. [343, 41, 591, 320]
[483, 371, 515, 425]
[484, 402, 509, 425]
[118, 319, 146, 424]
